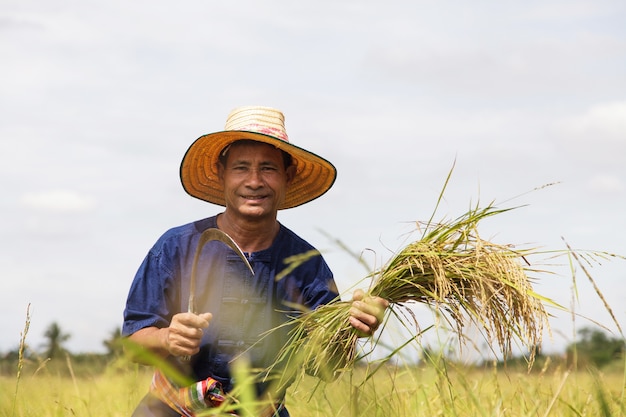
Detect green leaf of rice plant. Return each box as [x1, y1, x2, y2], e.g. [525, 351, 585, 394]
[267, 201, 554, 387]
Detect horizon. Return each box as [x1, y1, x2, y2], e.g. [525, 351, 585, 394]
[1, 0, 625, 356]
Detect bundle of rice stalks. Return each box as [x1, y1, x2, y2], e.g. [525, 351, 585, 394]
[265, 202, 550, 388]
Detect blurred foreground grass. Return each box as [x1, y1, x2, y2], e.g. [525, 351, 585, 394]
[3, 360, 625, 416]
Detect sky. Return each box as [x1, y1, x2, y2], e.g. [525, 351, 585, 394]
[1, 0, 625, 359]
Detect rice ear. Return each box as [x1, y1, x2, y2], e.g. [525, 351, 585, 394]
[267, 202, 551, 380]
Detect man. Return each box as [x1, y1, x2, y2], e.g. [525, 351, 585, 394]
[123, 106, 388, 417]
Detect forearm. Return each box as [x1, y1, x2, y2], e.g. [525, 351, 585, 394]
[127, 326, 171, 364]
[126, 312, 212, 364]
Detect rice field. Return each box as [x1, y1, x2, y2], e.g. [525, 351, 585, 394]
[5, 189, 624, 416]
[3, 360, 625, 416]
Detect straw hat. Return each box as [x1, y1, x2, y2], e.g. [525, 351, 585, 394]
[180, 106, 337, 209]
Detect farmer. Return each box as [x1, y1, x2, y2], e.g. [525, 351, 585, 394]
[122, 106, 389, 417]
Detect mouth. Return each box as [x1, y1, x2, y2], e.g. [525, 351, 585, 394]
[241, 194, 268, 202]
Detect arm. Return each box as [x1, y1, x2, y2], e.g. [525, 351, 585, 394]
[127, 312, 213, 364]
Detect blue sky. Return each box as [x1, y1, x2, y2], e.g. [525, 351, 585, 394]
[1, 0, 625, 358]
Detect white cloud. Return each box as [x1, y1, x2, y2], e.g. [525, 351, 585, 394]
[522, 1, 616, 20]
[553, 101, 626, 165]
[1, 0, 626, 356]
[564, 101, 626, 140]
[19, 190, 95, 212]
[586, 174, 624, 193]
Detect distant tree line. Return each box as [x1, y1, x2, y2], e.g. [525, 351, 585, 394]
[1, 322, 623, 375]
[494, 326, 625, 371]
[565, 327, 625, 369]
[0, 322, 124, 376]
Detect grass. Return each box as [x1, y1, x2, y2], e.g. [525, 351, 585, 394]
[6, 171, 625, 416]
[2, 365, 150, 417]
[265, 200, 553, 392]
[11, 304, 30, 417]
[4, 360, 626, 416]
[5, 233, 625, 417]
[262, 172, 624, 398]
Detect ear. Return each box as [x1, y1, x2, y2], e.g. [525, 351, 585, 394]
[217, 162, 225, 184]
[285, 164, 296, 185]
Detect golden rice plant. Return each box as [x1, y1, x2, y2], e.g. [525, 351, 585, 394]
[265, 199, 552, 391]
[12, 303, 31, 417]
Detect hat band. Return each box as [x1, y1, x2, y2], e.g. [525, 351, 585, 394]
[231, 123, 289, 142]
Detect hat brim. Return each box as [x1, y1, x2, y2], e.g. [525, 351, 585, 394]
[180, 131, 337, 209]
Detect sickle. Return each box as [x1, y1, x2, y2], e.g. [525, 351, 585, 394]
[188, 228, 254, 315]
[182, 228, 253, 362]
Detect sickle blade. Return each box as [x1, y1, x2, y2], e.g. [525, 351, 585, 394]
[200, 228, 254, 275]
[188, 228, 253, 314]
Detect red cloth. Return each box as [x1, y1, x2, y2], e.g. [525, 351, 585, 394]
[150, 369, 229, 417]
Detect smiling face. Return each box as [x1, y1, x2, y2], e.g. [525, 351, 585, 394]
[218, 141, 295, 222]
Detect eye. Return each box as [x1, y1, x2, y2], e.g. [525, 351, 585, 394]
[231, 164, 249, 172]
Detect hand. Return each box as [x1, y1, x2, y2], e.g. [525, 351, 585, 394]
[165, 312, 212, 357]
[348, 289, 389, 337]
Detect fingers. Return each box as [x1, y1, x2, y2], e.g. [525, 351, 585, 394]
[349, 290, 389, 337]
[166, 312, 213, 357]
[352, 288, 366, 302]
[198, 312, 213, 324]
[351, 290, 389, 321]
[348, 302, 382, 335]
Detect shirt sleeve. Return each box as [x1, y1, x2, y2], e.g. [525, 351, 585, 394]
[304, 259, 339, 309]
[122, 238, 180, 336]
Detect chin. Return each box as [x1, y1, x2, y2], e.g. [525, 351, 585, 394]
[239, 207, 273, 219]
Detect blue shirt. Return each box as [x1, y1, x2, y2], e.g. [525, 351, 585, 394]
[123, 215, 339, 396]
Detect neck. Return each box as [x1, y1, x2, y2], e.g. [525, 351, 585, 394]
[216, 211, 279, 253]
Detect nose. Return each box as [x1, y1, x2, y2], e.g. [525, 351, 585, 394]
[244, 168, 264, 187]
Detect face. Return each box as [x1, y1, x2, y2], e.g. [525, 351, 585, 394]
[218, 142, 295, 221]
